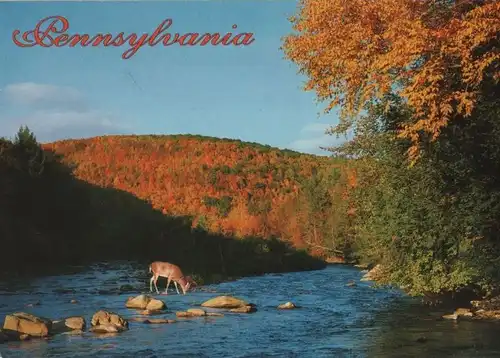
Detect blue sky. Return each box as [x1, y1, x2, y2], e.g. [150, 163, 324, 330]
[0, 1, 347, 155]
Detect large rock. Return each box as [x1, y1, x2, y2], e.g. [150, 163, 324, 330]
[125, 294, 166, 311]
[52, 316, 86, 334]
[201, 296, 249, 309]
[3, 312, 52, 337]
[90, 310, 128, 333]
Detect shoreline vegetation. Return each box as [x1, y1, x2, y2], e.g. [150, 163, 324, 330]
[280, 0, 500, 312]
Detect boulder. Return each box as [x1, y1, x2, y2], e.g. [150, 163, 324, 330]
[146, 299, 166, 311]
[90, 310, 128, 333]
[201, 296, 249, 309]
[52, 316, 86, 334]
[3, 312, 52, 337]
[125, 294, 166, 311]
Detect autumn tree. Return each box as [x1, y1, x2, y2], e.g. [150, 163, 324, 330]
[283, 0, 500, 162]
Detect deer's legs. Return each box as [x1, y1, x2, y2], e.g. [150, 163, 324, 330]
[174, 281, 180, 295]
[149, 276, 154, 292]
[165, 278, 171, 294]
[154, 276, 160, 294]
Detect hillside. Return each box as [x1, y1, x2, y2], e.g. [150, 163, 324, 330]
[43, 134, 356, 256]
[1, 130, 354, 280]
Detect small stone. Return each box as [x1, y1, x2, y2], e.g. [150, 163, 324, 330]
[70, 299, 78, 304]
[187, 308, 206, 317]
[176, 311, 193, 318]
[277, 302, 297, 310]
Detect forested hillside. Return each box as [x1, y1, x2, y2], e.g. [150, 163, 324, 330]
[1, 130, 351, 280]
[43, 134, 356, 258]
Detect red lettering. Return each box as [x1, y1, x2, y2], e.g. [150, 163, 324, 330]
[162, 33, 180, 46]
[220, 33, 233, 46]
[34, 16, 69, 47]
[68, 35, 91, 47]
[12, 30, 36, 47]
[231, 33, 255, 46]
[177, 33, 201, 46]
[148, 19, 173, 46]
[11, 17, 255, 59]
[122, 34, 148, 59]
[90, 34, 113, 46]
[53, 34, 69, 47]
[197, 33, 221, 46]
[111, 33, 126, 47]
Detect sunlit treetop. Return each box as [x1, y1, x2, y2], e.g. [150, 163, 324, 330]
[282, 0, 500, 163]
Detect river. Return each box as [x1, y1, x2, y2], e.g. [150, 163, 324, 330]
[1, 263, 500, 357]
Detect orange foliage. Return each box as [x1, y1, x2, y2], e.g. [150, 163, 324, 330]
[283, 0, 500, 163]
[43, 135, 352, 254]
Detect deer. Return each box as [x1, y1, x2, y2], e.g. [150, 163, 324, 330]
[148, 261, 196, 295]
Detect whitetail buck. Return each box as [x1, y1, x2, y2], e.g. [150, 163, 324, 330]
[149, 261, 196, 295]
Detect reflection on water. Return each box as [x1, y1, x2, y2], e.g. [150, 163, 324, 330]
[1, 263, 500, 357]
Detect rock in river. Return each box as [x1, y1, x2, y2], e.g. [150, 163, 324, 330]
[230, 305, 257, 313]
[90, 310, 128, 333]
[2, 312, 53, 337]
[277, 302, 297, 310]
[52, 316, 86, 334]
[125, 294, 166, 311]
[201, 295, 249, 309]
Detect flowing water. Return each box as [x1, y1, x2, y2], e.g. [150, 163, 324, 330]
[1, 263, 500, 357]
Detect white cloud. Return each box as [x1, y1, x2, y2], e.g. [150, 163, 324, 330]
[2, 110, 131, 143]
[0, 82, 131, 142]
[3, 82, 87, 111]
